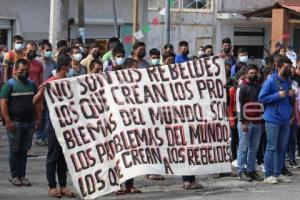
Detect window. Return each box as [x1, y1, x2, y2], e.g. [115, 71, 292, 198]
[148, 0, 212, 12]
[182, 0, 212, 11]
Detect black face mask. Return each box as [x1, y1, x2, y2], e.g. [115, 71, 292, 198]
[224, 47, 231, 54]
[138, 51, 146, 58]
[17, 73, 29, 82]
[282, 68, 291, 77]
[92, 52, 100, 59]
[27, 53, 36, 60]
[248, 75, 258, 83]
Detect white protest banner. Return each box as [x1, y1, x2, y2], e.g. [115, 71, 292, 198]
[44, 56, 231, 200]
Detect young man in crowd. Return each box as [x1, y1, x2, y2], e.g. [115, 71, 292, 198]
[131, 42, 150, 69]
[149, 48, 161, 67]
[237, 64, 264, 182]
[89, 60, 103, 74]
[103, 47, 126, 71]
[33, 55, 75, 198]
[259, 56, 294, 184]
[2, 35, 25, 82]
[67, 46, 87, 77]
[175, 41, 189, 64]
[123, 58, 139, 69]
[162, 52, 176, 65]
[35, 41, 57, 146]
[102, 37, 123, 62]
[221, 38, 236, 68]
[231, 48, 248, 77]
[204, 45, 214, 57]
[54, 40, 68, 61]
[0, 59, 39, 186]
[81, 42, 102, 72]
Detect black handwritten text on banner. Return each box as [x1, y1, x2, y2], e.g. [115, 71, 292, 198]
[45, 56, 231, 200]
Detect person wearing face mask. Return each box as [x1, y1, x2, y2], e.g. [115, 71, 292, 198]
[67, 46, 87, 77]
[33, 55, 76, 198]
[2, 35, 25, 82]
[23, 42, 43, 86]
[197, 46, 205, 58]
[36, 42, 57, 82]
[102, 37, 123, 62]
[237, 64, 264, 182]
[258, 57, 294, 184]
[149, 48, 161, 67]
[175, 41, 190, 64]
[131, 42, 150, 69]
[80, 42, 102, 73]
[103, 47, 126, 71]
[34, 42, 57, 147]
[0, 58, 40, 187]
[231, 48, 248, 78]
[221, 38, 236, 68]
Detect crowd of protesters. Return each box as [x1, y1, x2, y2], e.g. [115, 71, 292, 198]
[0, 34, 300, 198]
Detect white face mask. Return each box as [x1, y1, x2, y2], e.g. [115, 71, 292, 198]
[73, 53, 83, 62]
[151, 59, 160, 66]
[115, 57, 125, 66]
[15, 43, 24, 51]
[198, 51, 205, 56]
[239, 55, 248, 63]
[79, 47, 85, 54]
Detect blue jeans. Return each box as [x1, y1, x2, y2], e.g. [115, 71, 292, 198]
[287, 122, 297, 161]
[36, 105, 49, 140]
[7, 121, 34, 178]
[264, 122, 290, 177]
[237, 122, 262, 173]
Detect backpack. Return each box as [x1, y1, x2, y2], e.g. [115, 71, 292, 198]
[7, 78, 36, 100]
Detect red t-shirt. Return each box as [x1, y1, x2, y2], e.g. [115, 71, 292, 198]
[29, 60, 43, 86]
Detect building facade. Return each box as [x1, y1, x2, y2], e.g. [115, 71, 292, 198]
[0, 0, 298, 59]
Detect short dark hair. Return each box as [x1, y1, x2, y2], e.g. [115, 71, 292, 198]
[25, 42, 37, 50]
[89, 59, 103, 72]
[149, 48, 160, 56]
[163, 43, 174, 50]
[70, 46, 80, 54]
[246, 64, 259, 72]
[178, 41, 188, 47]
[15, 58, 29, 70]
[57, 40, 68, 49]
[123, 58, 138, 69]
[204, 45, 213, 50]
[107, 37, 122, 50]
[56, 55, 71, 71]
[162, 52, 176, 61]
[41, 42, 52, 50]
[112, 47, 125, 57]
[222, 38, 231, 44]
[277, 56, 293, 68]
[237, 48, 247, 54]
[89, 42, 100, 49]
[133, 42, 145, 50]
[13, 35, 23, 42]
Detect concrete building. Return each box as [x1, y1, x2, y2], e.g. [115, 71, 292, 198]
[0, 0, 299, 59]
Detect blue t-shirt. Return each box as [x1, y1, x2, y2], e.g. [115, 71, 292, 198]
[175, 54, 189, 64]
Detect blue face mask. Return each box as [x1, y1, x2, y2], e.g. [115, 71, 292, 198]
[115, 57, 125, 66]
[44, 51, 52, 58]
[151, 59, 160, 66]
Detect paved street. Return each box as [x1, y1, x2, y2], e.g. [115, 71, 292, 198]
[1, 125, 300, 200]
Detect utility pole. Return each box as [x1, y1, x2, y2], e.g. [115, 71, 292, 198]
[49, 0, 62, 48]
[165, 0, 170, 44]
[132, 0, 139, 43]
[112, 0, 119, 38]
[78, 0, 85, 44]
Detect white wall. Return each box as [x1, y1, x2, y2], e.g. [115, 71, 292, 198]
[0, 0, 50, 41]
